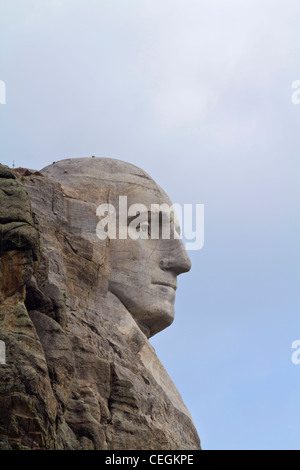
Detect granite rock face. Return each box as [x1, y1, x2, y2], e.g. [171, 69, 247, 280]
[0, 159, 201, 450]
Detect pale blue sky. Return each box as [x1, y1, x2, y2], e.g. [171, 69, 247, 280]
[1, 0, 299, 449]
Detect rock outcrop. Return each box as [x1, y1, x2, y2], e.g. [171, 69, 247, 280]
[0, 158, 201, 450]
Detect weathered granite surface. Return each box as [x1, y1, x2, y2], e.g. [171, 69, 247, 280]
[0, 158, 201, 450]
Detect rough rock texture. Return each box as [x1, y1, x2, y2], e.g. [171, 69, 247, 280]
[0, 159, 201, 450]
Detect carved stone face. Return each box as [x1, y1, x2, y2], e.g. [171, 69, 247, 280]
[108, 186, 191, 338]
[41, 157, 191, 338]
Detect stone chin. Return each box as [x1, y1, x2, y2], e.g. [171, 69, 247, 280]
[133, 305, 175, 339]
[108, 282, 175, 338]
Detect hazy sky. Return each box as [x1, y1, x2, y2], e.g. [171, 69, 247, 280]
[1, 0, 300, 449]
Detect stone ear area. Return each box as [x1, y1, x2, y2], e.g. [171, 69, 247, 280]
[0, 163, 201, 450]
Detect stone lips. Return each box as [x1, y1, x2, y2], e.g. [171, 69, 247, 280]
[0, 158, 201, 450]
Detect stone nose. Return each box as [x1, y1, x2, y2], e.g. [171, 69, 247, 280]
[159, 241, 191, 275]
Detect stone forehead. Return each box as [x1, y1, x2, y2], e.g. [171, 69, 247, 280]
[41, 157, 165, 193]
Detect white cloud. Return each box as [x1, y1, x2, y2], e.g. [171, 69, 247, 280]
[138, 0, 298, 129]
